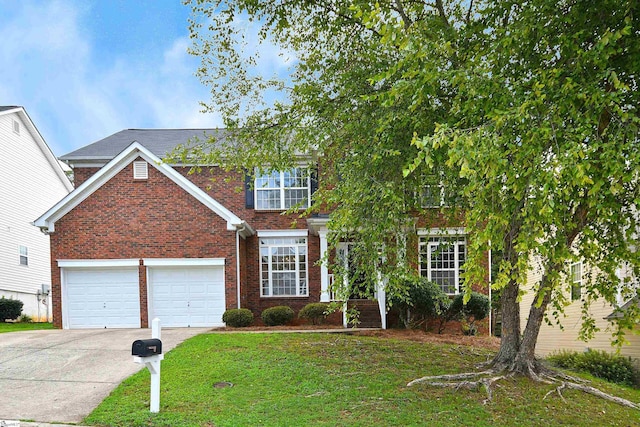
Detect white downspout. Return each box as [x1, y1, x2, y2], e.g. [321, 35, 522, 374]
[236, 225, 246, 309]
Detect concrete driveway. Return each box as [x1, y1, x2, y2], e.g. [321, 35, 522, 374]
[0, 327, 208, 424]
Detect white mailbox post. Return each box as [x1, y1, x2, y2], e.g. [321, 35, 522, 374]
[132, 318, 164, 413]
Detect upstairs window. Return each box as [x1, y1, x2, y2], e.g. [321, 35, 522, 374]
[255, 167, 310, 210]
[19, 245, 28, 266]
[419, 235, 466, 295]
[570, 262, 582, 301]
[12, 119, 20, 135]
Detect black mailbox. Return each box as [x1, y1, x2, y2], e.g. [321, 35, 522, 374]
[132, 339, 162, 357]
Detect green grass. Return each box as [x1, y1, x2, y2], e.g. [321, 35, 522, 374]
[85, 333, 640, 427]
[0, 322, 54, 333]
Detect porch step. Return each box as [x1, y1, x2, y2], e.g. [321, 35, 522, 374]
[347, 300, 382, 328]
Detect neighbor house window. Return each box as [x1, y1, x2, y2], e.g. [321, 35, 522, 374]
[12, 119, 20, 134]
[419, 235, 466, 294]
[570, 262, 582, 301]
[260, 236, 308, 296]
[19, 246, 28, 266]
[255, 167, 310, 210]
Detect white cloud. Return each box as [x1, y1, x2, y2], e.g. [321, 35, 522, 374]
[0, 0, 220, 155]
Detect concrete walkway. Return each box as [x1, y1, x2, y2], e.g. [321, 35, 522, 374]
[0, 328, 207, 424]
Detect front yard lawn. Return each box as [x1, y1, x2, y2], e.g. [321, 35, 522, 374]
[0, 322, 54, 333]
[85, 332, 640, 427]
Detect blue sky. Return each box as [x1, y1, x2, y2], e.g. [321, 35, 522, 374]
[0, 0, 289, 156]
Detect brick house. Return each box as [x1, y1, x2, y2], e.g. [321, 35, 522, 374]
[35, 129, 485, 329]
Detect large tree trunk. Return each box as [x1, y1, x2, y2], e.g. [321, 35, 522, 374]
[512, 279, 553, 377]
[491, 278, 521, 368]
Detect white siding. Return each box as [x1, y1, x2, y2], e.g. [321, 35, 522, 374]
[0, 111, 71, 315]
[521, 256, 640, 360]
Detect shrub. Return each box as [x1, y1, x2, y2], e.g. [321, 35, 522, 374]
[390, 277, 450, 330]
[0, 297, 23, 322]
[445, 292, 490, 335]
[261, 306, 295, 326]
[547, 349, 640, 387]
[299, 303, 329, 325]
[18, 314, 33, 323]
[222, 308, 254, 327]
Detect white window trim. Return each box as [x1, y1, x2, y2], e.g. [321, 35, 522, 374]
[260, 236, 309, 297]
[418, 231, 467, 295]
[254, 167, 311, 210]
[418, 227, 467, 236]
[257, 229, 308, 238]
[12, 119, 20, 135]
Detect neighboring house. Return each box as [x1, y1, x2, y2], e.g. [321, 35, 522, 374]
[35, 129, 486, 329]
[520, 260, 640, 360]
[0, 106, 73, 320]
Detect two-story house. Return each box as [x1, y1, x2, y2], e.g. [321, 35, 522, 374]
[0, 106, 73, 320]
[35, 129, 483, 329]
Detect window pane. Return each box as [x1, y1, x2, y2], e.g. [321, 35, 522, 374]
[284, 189, 308, 208]
[256, 189, 281, 209]
[256, 171, 280, 188]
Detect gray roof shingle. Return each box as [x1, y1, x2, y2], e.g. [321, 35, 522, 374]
[60, 128, 230, 161]
[0, 106, 21, 112]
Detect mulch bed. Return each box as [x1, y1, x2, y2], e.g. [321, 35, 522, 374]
[209, 325, 501, 350]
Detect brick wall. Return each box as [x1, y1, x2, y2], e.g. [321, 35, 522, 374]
[50, 159, 238, 327]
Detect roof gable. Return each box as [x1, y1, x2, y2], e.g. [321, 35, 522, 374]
[34, 141, 252, 236]
[0, 106, 73, 192]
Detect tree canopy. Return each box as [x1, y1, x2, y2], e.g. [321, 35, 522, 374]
[183, 0, 640, 375]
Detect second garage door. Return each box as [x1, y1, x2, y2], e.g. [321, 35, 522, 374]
[148, 266, 226, 327]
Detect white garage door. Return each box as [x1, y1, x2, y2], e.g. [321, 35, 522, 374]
[149, 266, 226, 327]
[64, 268, 141, 329]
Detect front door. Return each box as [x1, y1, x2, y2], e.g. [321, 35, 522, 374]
[337, 242, 375, 300]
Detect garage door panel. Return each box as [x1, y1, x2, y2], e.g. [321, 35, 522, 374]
[64, 268, 141, 329]
[149, 265, 225, 327]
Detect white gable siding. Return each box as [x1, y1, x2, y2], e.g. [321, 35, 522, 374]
[0, 111, 71, 316]
[521, 256, 640, 360]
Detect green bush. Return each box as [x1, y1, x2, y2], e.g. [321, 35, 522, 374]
[445, 292, 490, 335]
[0, 297, 23, 322]
[547, 349, 640, 387]
[18, 314, 33, 323]
[261, 306, 295, 326]
[222, 308, 254, 327]
[449, 292, 490, 321]
[390, 277, 451, 329]
[299, 303, 329, 325]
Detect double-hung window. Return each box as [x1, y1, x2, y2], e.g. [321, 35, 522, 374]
[260, 235, 308, 297]
[19, 245, 28, 266]
[255, 167, 310, 210]
[570, 261, 582, 301]
[419, 235, 466, 294]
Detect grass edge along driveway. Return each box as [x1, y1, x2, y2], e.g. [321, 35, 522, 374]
[85, 332, 640, 427]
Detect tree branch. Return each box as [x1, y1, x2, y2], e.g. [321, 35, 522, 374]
[392, 0, 413, 29]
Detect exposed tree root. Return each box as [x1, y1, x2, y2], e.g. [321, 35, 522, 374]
[544, 382, 640, 410]
[408, 367, 640, 410]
